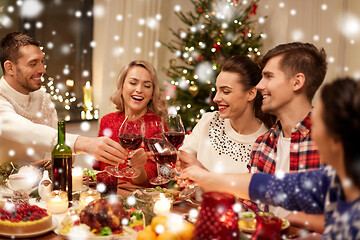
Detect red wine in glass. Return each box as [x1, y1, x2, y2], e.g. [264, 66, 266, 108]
[146, 135, 175, 185]
[163, 114, 185, 149]
[144, 138, 159, 151]
[119, 133, 143, 150]
[163, 132, 185, 149]
[105, 117, 144, 178]
[153, 151, 177, 165]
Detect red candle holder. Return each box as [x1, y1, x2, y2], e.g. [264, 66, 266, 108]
[251, 215, 282, 240]
[193, 192, 240, 240]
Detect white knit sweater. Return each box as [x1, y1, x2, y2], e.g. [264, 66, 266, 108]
[180, 111, 268, 174]
[0, 77, 78, 166]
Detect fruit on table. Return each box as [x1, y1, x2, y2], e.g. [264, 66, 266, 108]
[151, 215, 168, 232]
[136, 227, 157, 240]
[157, 230, 181, 240]
[178, 222, 195, 240]
[137, 215, 195, 240]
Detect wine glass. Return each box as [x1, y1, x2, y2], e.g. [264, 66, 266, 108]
[146, 132, 176, 185]
[162, 114, 197, 198]
[162, 114, 185, 150]
[105, 117, 144, 178]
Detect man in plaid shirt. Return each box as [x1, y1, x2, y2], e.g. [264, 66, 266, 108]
[247, 42, 327, 233]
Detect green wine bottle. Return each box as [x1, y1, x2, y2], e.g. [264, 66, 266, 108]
[51, 120, 72, 204]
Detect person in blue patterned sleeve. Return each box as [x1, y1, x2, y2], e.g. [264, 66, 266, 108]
[179, 78, 360, 239]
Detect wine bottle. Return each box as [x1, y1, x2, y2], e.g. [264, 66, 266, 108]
[51, 120, 73, 205]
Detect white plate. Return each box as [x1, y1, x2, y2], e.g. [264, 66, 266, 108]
[55, 226, 137, 240]
[2, 182, 38, 196]
[0, 216, 58, 238]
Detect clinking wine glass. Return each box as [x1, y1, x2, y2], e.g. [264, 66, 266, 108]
[145, 126, 172, 185]
[105, 117, 144, 178]
[162, 114, 185, 150]
[162, 114, 197, 198]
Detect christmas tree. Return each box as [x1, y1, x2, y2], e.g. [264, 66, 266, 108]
[163, 0, 264, 131]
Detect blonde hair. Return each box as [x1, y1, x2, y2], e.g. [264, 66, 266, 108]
[111, 60, 168, 119]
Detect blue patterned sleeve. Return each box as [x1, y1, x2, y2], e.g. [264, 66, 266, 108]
[249, 169, 331, 214]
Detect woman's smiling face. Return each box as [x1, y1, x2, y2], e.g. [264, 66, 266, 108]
[213, 71, 254, 120]
[122, 66, 153, 117]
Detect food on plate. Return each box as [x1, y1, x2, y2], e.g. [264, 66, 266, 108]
[238, 212, 288, 231]
[79, 198, 128, 232]
[83, 168, 98, 182]
[137, 186, 181, 201]
[0, 202, 52, 234]
[59, 198, 144, 237]
[137, 215, 194, 240]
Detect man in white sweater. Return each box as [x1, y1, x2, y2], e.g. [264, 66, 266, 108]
[0, 32, 127, 166]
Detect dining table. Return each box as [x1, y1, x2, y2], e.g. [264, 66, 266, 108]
[0, 181, 323, 240]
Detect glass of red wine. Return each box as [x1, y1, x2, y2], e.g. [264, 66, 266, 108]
[145, 120, 173, 185]
[162, 114, 197, 198]
[162, 114, 185, 150]
[105, 117, 144, 178]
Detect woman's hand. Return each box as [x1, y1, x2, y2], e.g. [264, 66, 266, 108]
[128, 148, 147, 169]
[178, 165, 210, 187]
[176, 150, 206, 172]
[128, 148, 148, 185]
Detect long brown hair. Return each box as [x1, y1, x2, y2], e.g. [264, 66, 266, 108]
[221, 55, 276, 128]
[111, 60, 167, 119]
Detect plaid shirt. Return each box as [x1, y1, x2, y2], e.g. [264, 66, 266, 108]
[248, 112, 320, 174]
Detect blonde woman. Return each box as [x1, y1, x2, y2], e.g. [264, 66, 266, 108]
[94, 60, 167, 186]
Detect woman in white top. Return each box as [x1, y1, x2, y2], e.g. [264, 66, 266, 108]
[179, 55, 275, 174]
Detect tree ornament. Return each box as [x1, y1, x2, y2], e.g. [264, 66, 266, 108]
[198, 8, 203, 13]
[169, 59, 176, 67]
[196, 55, 204, 62]
[250, 2, 258, 15]
[189, 84, 199, 96]
[213, 43, 221, 52]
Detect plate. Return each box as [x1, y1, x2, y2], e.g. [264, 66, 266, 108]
[55, 225, 137, 240]
[238, 213, 290, 233]
[0, 216, 58, 238]
[3, 182, 38, 195]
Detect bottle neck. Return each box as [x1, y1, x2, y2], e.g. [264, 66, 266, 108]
[58, 121, 66, 144]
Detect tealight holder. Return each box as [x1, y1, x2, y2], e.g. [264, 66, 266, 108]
[46, 190, 69, 214]
[152, 193, 173, 216]
[193, 192, 240, 240]
[79, 189, 101, 209]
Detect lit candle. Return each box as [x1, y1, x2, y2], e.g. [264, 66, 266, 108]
[72, 167, 83, 192]
[81, 110, 85, 120]
[66, 79, 74, 88]
[153, 193, 173, 216]
[46, 190, 68, 214]
[83, 81, 93, 110]
[79, 190, 101, 209]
